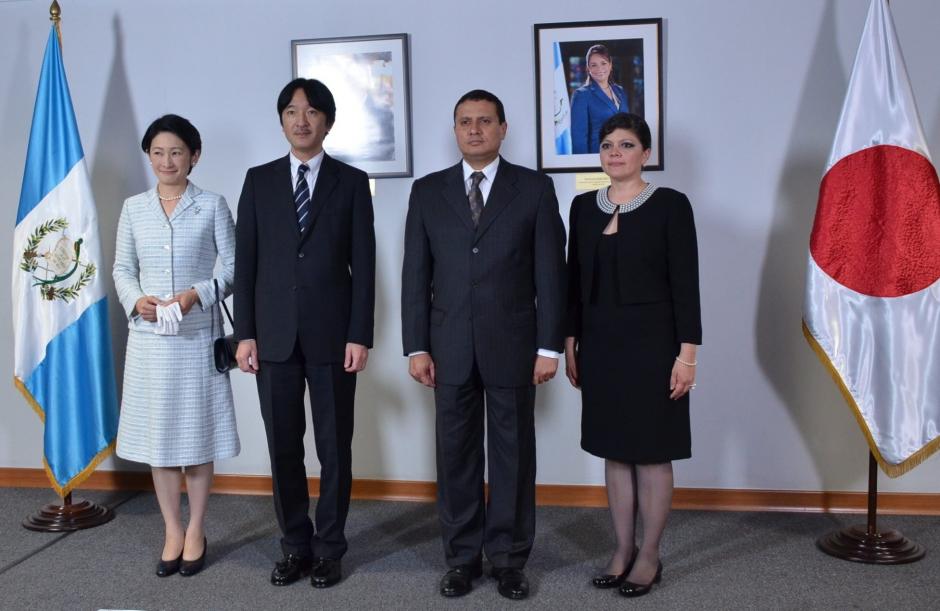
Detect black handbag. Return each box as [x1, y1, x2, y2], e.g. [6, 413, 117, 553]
[212, 279, 238, 373]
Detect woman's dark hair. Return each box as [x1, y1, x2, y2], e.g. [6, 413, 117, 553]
[583, 44, 614, 86]
[141, 114, 202, 156]
[277, 78, 336, 127]
[598, 113, 651, 150]
[453, 89, 506, 124]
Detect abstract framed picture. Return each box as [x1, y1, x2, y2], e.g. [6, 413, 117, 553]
[292, 33, 413, 178]
[534, 18, 663, 173]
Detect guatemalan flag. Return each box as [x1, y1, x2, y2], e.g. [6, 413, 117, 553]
[553, 42, 572, 155]
[803, 0, 940, 477]
[12, 26, 118, 496]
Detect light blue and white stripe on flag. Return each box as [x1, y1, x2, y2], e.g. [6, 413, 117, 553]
[553, 42, 572, 155]
[12, 26, 118, 497]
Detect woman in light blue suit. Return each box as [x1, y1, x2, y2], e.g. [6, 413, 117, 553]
[113, 115, 239, 578]
[570, 44, 629, 154]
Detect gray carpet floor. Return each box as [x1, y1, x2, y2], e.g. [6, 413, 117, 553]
[1, 488, 938, 610]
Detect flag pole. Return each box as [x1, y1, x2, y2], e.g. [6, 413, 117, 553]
[21, 1, 114, 532]
[815, 452, 924, 563]
[49, 0, 61, 45]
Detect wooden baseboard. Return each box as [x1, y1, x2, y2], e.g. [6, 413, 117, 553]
[2, 468, 937, 515]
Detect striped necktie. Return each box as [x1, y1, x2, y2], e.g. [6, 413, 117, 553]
[295, 163, 311, 233]
[468, 171, 484, 227]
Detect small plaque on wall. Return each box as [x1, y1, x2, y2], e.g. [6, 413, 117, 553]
[575, 172, 611, 191]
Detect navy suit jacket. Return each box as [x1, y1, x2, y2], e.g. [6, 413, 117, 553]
[570, 82, 628, 154]
[401, 158, 567, 387]
[234, 153, 375, 363]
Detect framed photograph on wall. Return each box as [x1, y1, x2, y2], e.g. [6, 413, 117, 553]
[534, 19, 663, 173]
[292, 33, 413, 178]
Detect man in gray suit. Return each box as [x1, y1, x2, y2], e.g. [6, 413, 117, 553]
[401, 90, 566, 600]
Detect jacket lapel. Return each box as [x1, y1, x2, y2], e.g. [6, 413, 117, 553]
[442, 162, 476, 232]
[590, 82, 619, 113]
[300, 153, 339, 245]
[169, 182, 202, 221]
[271, 155, 301, 241]
[474, 157, 517, 242]
[144, 188, 165, 224]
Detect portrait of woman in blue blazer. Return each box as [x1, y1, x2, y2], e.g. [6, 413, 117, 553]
[570, 44, 629, 154]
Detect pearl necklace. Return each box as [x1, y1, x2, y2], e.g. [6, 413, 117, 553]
[158, 192, 183, 201]
[596, 183, 657, 215]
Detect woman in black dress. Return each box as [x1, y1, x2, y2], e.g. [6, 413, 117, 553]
[564, 113, 701, 597]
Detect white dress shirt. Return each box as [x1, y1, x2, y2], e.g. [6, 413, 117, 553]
[462, 157, 499, 203]
[290, 149, 325, 194]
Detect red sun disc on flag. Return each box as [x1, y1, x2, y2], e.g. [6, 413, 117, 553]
[810, 144, 940, 297]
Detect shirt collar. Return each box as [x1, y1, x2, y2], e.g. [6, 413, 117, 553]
[462, 156, 500, 184]
[290, 150, 325, 176]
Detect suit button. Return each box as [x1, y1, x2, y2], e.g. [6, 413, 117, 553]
[298, 253, 305, 259]
[472, 282, 479, 288]
[472, 247, 479, 254]
[291, 286, 297, 291]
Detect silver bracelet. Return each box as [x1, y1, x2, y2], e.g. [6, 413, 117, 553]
[675, 356, 697, 367]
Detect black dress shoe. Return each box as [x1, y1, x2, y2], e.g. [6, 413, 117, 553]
[492, 567, 529, 600]
[179, 538, 207, 577]
[592, 546, 638, 589]
[270, 554, 313, 586]
[440, 563, 483, 597]
[619, 561, 663, 597]
[155, 550, 183, 578]
[310, 558, 342, 588]
[592, 571, 627, 588]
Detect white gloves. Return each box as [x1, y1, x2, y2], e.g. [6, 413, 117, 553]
[154, 302, 183, 336]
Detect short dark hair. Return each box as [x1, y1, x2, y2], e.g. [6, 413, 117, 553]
[277, 78, 336, 127]
[453, 89, 506, 124]
[141, 114, 201, 155]
[598, 113, 651, 150]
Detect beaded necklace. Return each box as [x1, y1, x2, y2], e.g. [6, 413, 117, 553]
[596, 182, 657, 215]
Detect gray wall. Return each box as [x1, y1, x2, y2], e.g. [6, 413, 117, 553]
[1, 0, 938, 493]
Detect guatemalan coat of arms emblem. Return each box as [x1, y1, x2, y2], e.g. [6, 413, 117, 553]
[19, 218, 96, 303]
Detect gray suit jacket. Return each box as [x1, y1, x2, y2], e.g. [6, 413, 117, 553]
[401, 158, 567, 387]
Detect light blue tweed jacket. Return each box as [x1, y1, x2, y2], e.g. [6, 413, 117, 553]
[112, 182, 235, 334]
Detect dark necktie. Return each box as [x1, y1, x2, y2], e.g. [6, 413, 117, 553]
[468, 171, 484, 227]
[295, 163, 311, 233]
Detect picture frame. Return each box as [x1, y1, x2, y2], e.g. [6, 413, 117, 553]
[534, 19, 664, 173]
[292, 33, 413, 178]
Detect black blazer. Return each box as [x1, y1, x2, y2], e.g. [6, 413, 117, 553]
[234, 153, 375, 363]
[566, 187, 701, 344]
[401, 158, 567, 387]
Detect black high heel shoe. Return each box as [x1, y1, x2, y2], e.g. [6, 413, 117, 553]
[156, 549, 183, 577]
[618, 561, 662, 597]
[179, 537, 207, 577]
[591, 546, 638, 589]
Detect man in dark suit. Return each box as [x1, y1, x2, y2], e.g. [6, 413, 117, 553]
[234, 78, 375, 588]
[401, 90, 566, 600]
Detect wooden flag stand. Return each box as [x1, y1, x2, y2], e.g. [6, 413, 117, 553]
[23, 492, 114, 532]
[816, 453, 925, 564]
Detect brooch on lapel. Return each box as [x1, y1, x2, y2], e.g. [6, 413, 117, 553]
[192, 205, 201, 215]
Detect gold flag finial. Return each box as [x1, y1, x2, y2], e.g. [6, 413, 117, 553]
[49, 1, 62, 45]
